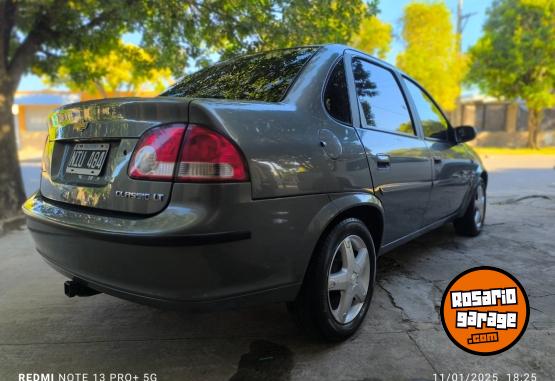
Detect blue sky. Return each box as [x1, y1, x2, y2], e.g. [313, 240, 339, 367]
[17, 0, 493, 92]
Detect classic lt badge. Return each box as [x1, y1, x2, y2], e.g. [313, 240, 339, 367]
[115, 191, 165, 201]
[441, 267, 529, 355]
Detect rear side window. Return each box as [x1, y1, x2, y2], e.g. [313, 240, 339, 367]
[404, 78, 450, 140]
[352, 59, 415, 136]
[323, 59, 351, 124]
[160, 47, 318, 102]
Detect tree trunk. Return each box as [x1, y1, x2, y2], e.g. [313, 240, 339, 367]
[94, 81, 108, 99]
[526, 108, 542, 149]
[0, 76, 26, 221]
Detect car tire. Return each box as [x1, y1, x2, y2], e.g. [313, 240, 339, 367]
[454, 178, 486, 237]
[289, 218, 376, 341]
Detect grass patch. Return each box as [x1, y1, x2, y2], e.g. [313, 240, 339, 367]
[473, 147, 555, 155]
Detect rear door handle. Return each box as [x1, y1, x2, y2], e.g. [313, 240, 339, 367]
[376, 153, 391, 169]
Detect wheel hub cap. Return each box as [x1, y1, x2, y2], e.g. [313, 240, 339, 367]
[474, 185, 486, 228]
[327, 235, 371, 324]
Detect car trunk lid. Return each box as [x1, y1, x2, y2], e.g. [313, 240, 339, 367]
[40, 97, 190, 215]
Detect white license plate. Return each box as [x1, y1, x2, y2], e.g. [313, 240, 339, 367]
[66, 143, 110, 176]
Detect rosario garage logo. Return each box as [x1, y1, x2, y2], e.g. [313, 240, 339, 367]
[440, 266, 529, 355]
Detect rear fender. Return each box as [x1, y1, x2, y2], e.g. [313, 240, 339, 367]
[297, 192, 383, 282]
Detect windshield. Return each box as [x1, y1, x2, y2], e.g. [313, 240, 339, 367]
[160, 47, 318, 102]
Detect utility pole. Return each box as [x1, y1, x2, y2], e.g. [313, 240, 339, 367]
[455, 0, 476, 124]
[456, 0, 476, 53]
[457, 0, 463, 52]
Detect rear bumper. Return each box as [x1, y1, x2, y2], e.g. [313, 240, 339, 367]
[39, 250, 300, 311]
[23, 188, 331, 309]
[28, 211, 251, 247]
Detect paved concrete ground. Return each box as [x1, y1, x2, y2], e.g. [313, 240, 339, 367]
[2, 156, 554, 380]
[20, 160, 41, 198]
[480, 154, 555, 197]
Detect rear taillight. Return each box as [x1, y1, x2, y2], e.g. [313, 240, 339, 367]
[129, 124, 186, 180]
[176, 125, 248, 182]
[129, 123, 248, 182]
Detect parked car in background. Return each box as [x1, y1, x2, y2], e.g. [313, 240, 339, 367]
[23, 44, 487, 341]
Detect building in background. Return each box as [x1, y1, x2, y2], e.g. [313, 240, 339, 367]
[452, 95, 555, 147]
[14, 90, 155, 160]
[14, 91, 81, 160]
[14, 91, 81, 133]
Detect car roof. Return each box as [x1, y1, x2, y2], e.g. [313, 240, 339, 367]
[236, 43, 406, 77]
[319, 43, 408, 77]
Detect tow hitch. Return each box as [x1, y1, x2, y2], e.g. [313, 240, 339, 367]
[64, 279, 100, 297]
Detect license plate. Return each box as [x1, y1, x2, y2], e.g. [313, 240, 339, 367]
[66, 143, 110, 176]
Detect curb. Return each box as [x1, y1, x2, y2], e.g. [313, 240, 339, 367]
[0, 215, 26, 237]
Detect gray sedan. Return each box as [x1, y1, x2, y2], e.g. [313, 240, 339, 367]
[23, 44, 487, 341]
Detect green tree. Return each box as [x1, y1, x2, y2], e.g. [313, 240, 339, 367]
[350, 15, 392, 59]
[396, 1, 467, 111]
[467, 0, 555, 148]
[40, 40, 172, 97]
[0, 0, 377, 221]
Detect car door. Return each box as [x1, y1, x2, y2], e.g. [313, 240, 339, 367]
[402, 77, 474, 223]
[346, 55, 433, 245]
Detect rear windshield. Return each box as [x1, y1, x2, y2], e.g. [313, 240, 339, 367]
[160, 47, 318, 102]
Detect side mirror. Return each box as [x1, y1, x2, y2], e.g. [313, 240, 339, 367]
[454, 125, 476, 143]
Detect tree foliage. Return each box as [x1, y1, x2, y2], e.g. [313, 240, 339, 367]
[350, 15, 392, 59]
[0, 0, 378, 220]
[467, 0, 555, 148]
[396, 1, 467, 111]
[5, 0, 377, 82]
[39, 41, 172, 97]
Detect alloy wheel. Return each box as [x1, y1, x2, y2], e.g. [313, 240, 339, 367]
[327, 235, 371, 324]
[474, 184, 486, 228]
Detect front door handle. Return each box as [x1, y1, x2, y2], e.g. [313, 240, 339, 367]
[433, 156, 442, 164]
[376, 153, 391, 169]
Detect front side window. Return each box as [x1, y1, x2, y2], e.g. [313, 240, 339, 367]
[323, 59, 351, 124]
[161, 47, 318, 102]
[404, 78, 450, 140]
[352, 59, 415, 136]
